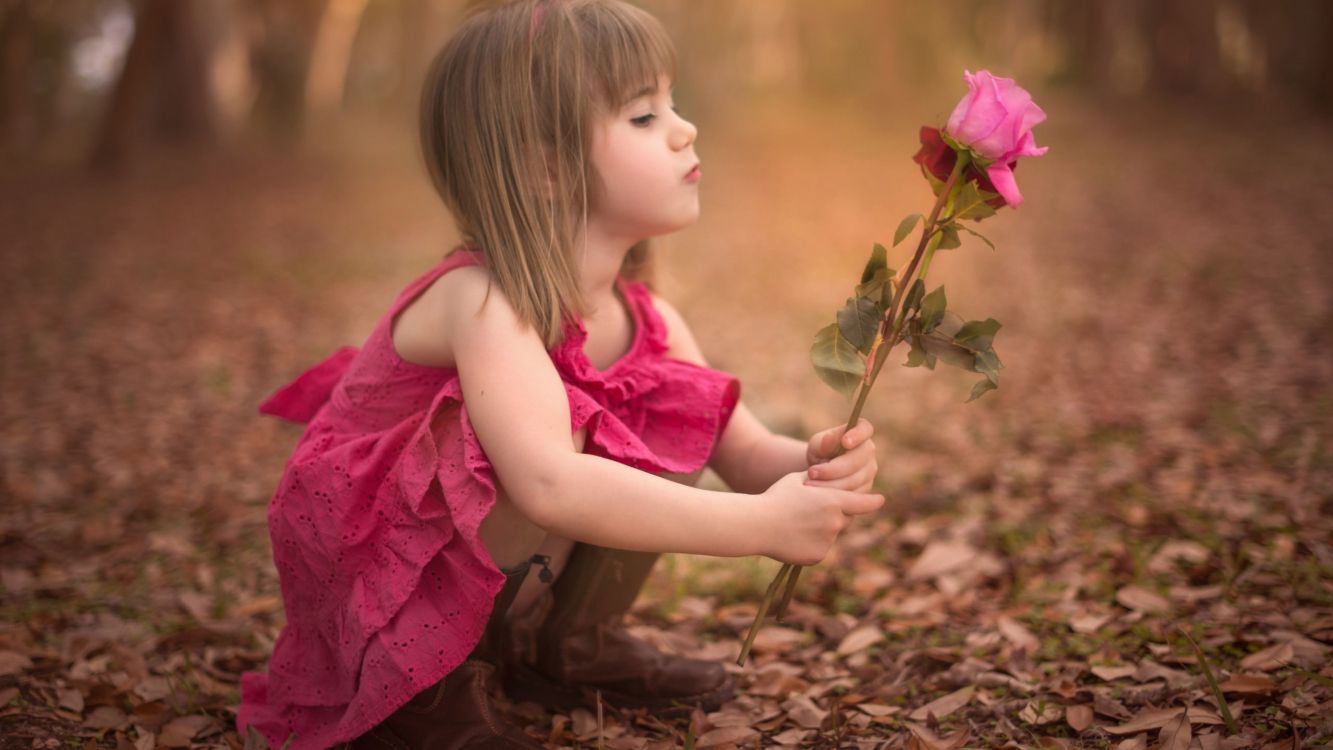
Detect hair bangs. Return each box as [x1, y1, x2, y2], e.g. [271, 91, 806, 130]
[581, 1, 678, 113]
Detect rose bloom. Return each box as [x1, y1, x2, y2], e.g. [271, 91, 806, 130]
[940, 69, 1048, 208]
[912, 126, 1009, 209]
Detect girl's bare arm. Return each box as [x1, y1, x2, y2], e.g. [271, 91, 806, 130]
[648, 293, 806, 494]
[442, 268, 882, 563]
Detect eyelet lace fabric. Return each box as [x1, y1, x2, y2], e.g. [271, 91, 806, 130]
[237, 248, 740, 749]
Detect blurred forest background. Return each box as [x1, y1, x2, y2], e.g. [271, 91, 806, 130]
[1, 1, 1331, 748]
[0, 0, 1331, 164]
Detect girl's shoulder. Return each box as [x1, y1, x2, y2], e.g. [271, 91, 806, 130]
[389, 247, 494, 370]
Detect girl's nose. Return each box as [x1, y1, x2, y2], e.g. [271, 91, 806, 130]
[671, 115, 697, 151]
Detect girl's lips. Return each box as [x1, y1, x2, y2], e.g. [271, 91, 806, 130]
[685, 164, 701, 182]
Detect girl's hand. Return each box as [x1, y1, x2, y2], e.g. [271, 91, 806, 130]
[804, 418, 879, 493]
[758, 472, 885, 565]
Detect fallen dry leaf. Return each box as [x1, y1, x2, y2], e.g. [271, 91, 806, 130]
[82, 705, 128, 730]
[750, 625, 806, 654]
[909, 685, 974, 721]
[1066, 704, 1094, 732]
[1069, 612, 1113, 633]
[158, 714, 218, 747]
[1019, 700, 1064, 725]
[780, 695, 827, 729]
[56, 687, 84, 713]
[1115, 585, 1170, 614]
[998, 616, 1039, 652]
[836, 624, 885, 656]
[905, 722, 971, 750]
[1239, 641, 1295, 672]
[695, 726, 759, 748]
[1157, 709, 1192, 750]
[0, 651, 33, 677]
[1134, 660, 1193, 689]
[770, 728, 811, 745]
[1105, 707, 1191, 735]
[1092, 664, 1137, 681]
[1217, 673, 1279, 695]
[1147, 540, 1211, 574]
[906, 540, 977, 580]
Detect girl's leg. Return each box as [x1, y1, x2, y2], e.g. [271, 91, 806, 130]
[501, 464, 732, 716]
[506, 463, 704, 618]
[478, 426, 590, 617]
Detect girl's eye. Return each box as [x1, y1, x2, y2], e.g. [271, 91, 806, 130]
[630, 106, 680, 127]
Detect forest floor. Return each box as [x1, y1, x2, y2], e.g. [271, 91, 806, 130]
[1, 94, 1331, 749]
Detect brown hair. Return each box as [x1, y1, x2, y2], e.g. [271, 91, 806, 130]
[420, 0, 677, 348]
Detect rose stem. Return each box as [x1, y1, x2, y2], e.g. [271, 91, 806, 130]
[737, 560, 791, 666]
[769, 152, 970, 623]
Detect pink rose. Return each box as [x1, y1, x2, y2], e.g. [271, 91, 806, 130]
[912, 126, 1010, 209]
[944, 70, 1048, 208]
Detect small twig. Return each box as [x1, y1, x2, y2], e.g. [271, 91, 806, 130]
[1177, 624, 1238, 735]
[596, 688, 604, 750]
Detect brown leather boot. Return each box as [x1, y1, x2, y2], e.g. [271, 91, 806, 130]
[349, 556, 547, 750]
[502, 544, 734, 717]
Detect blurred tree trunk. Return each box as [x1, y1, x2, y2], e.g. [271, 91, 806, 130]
[303, 0, 369, 122]
[1145, 0, 1224, 96]
[90, 0, 251, 170]
[1247, 0, 1333, 114]
[388, 0, 440, 117]
[0, 1, 36, 151]
[89, 0, 172, 169]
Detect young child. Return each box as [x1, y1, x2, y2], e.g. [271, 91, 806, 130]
[237, 1, 883, 747]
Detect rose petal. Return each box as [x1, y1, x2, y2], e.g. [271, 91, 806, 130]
[985, 162, 1024, 208]
[946, 70, 1007, 151]
[1000, 130, 1050, 163]
[969, 79, 1033, 158]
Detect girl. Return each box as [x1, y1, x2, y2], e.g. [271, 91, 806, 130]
[237, 1, 882, 748]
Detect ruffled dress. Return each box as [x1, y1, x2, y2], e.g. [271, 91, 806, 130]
[237, 247, 740, 750]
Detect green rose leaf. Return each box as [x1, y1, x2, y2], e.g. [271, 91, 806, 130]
[957, 224, 996, 251]
[855, 267, 894, 308]
[811, 323, 866, 398]
[973, 348, 1003, 385]
[966, 378, 998, 403]
[952, 182, 998, 222]
[893, 214, 922, 247]
[934, 310, 965, 338]
[936, 223, 962, 251]
[837, 297, 882, 354]
[920, 329, 976, 371]
[860, 243, 889, 285]
[955, 318, 1002, 352]
[921, 285, 947, 333]
[904, 334, 936, 370]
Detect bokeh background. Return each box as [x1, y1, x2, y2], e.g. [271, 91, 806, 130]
[2, 1, 1331, 747]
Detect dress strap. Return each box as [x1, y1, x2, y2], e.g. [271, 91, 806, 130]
[385, 245, 486, 319]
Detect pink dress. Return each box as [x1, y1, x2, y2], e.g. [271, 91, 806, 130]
[237, 247, 740, 749]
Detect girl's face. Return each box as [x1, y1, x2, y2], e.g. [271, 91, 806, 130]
[587, 74, 700, 243]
